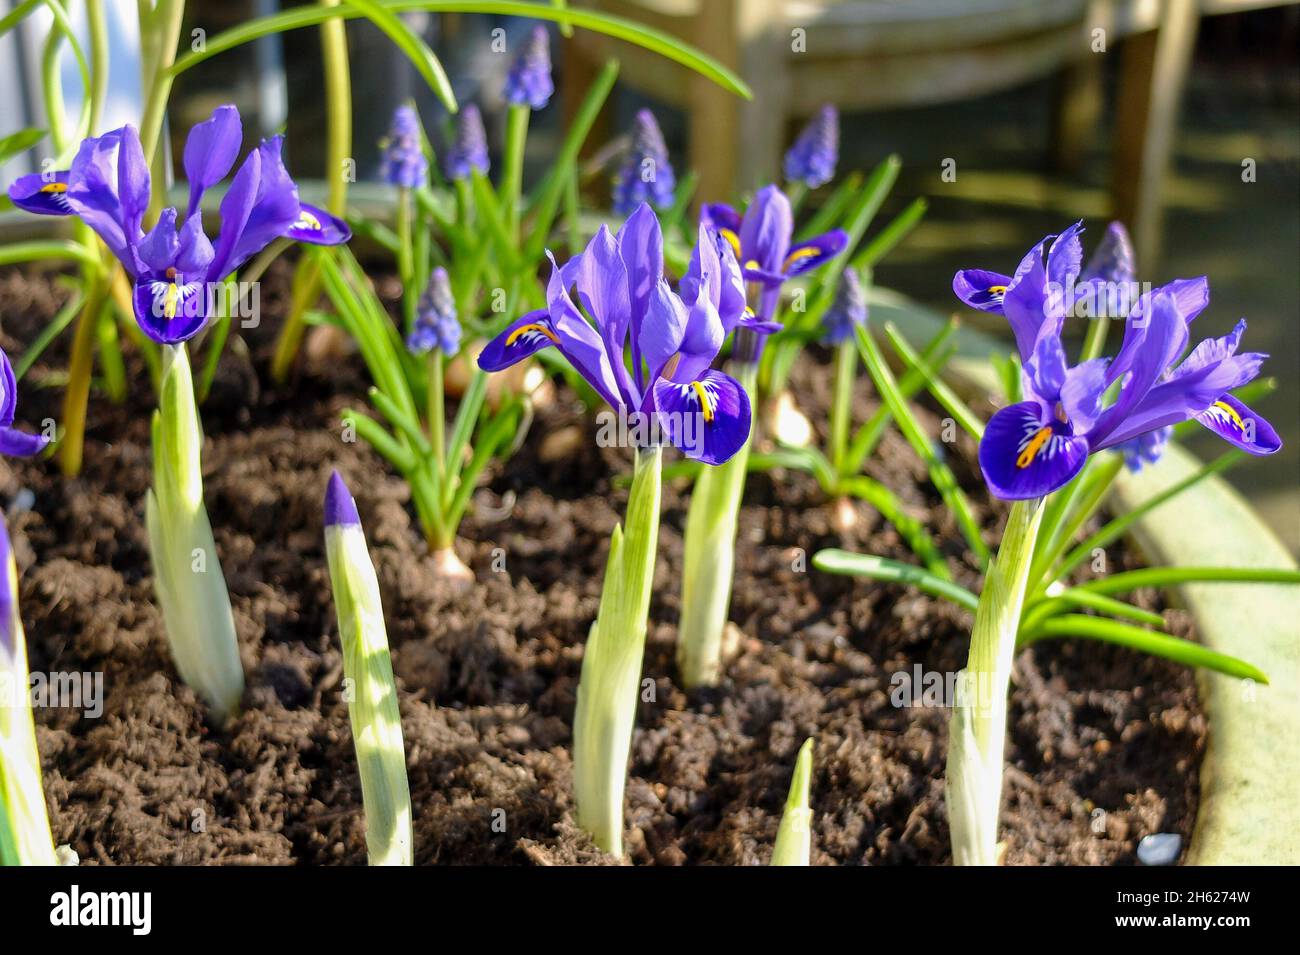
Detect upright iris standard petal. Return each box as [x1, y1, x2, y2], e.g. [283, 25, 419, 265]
[182, 104, 242, 216]
[0, 347, 49, 458]
[784, 104, 838, 188]
[979, 401, 1089, 500]
[445, 104, 490, 180]
[7, 171, 72, 215]
[284, 202, 351, 245]
[653, 369, 751, 465]
[503, 23, 554, 110]
[64, 126, 150, 271]
[210, 136, 301, 277]
[379, 105, 428, 189]
[613, 109, 675, 215]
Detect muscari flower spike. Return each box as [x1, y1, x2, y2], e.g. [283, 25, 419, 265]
[957, 223, 1281, 500]
[7, 105, 351, 346]
[702, 184, 848, 322]
[613, 109, 675, 216]
[822, 266, 867, 345]
[504, 23, 554, 110]
[379, 105, 428, 189]
[784, 105, 839, 189]
[1117, 425, 1173, 473]
[406, 267, 461, 356]
[0, 347, 48, 458]
[479, 203, 751, 465]
[444, 104, 490, 180]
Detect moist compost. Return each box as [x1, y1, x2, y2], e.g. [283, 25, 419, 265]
[0, 263, 1204, 865]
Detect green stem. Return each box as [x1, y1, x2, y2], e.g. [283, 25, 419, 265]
[501, 103, 529, 241]
[396, 186, 415, 332]
[573, 445, 663, 856]
[676, 361, 757, 689]
[947, 498, 1044, 866]
[829, 338, 855, 475]
[427, 349, 445, 478]
[139, 0, 186, 220]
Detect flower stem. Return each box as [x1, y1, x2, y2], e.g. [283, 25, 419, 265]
[501, 104, 530, 242]
[396, 186, 415, 333]
[830, 337, 856, 475]
[676, 361, 757, 688]
[57, 268, 107, 476]
[147, 345, 244, 723]
[427, 349, 445, 478]
[573, 445, 663, 856]
[138, 0, 186, 221]
[946, 497, 1044, 865]
[271, 0, 351, 383]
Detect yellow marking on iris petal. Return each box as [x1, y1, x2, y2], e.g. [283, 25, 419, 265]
[1213, 399, 1244, 430]
[1016, 426, 1053, 469]
[744, 259, 761, 271]
[296, 209, 322, 230]
[505, 322, 559, 347]
[162, 283, 181, 320]
[40, 182, 67, 194]
[783, 245, 821, 271]
[691, 381, 714, 423]
[987, 284, 1007, 296]
[719, 228, 741, 260]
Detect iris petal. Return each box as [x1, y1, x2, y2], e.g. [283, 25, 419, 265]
[7, 171, 72, 215]
[283, 202, 351, 246]
[1195, 394, 1281, 456]
[133, 277, 209, 344]
[478, 309, 559, 371]
[652, 369, 751, 465]
[952, 269, 1012, 313]
[782, 229, 848, 277]
[979, 401, 1088, 500]
[183, 104, 242, 217]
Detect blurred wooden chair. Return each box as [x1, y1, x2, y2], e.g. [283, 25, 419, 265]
[565, 0, 1296, 268]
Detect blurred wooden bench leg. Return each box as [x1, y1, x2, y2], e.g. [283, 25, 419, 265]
[1050, 55, 1104, 174]
[562, 35, 611, 166]
[1110, 0, 1200, 270]
[690, 0, 742, 204]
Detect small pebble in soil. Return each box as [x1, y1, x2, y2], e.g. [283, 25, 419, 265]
[1137, 832, 1182, 866]
[11, 488, 35, 512]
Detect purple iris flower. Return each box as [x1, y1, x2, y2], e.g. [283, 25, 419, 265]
[963, 225, 1280, 500]
[613, 109, 676, 216]
[822, 266, 867, 344]
[477, 203, 751, 465]
[380, 105, 428, 189]
[444, 104, 490, 180]
[7, 105, 350, 346]
[406, 267, 461, 356]
[701, 184, 848, 321]
[784, 105, 839, 189]
[0, 347, 48, 458]
[504, 24, 554, 110]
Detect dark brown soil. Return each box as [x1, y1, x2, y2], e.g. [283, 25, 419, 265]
[0, 261, 1204, 865]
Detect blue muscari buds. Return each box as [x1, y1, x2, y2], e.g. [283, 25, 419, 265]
[444, 104, 490, 180]
[785, 105, 838, 189]
[380, 105, 428, 189]
[613, 109, 675, 215]
[1118, 426, 1172, 473]
[406, 267, 461, 356]
[822, 266, 867, 344]
[504, 24, 554, 110]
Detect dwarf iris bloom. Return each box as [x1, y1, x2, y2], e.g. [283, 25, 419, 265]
[479, 203, 751, 465]
[702, 184, 847, 324]
[8, 105, 350, 345]
[961, 224, 1280, 500]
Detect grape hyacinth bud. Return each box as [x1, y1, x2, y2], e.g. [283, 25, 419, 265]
[784, 105, 838, 189]
[406, 267, 461, 356]
[822, 266, 868, 344]
[444, 104, 490, 180]
[504, 24, 553, 110]
[1118, 425, 1172, 473]
[613, 109, 675, 215]
[379, 105, 428, 189]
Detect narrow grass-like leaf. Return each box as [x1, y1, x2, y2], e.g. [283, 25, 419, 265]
[1019, 588, 1165, 634]
[813, 549, 977, 609]
[882, 320, 983, 439]
[0, 127, 45, 163]
[1021, 614, 1268, 682]
[854, 322, 990, 566]
[0, 240, 101, 270]
[836, 477, 951, 579]
[342, 0, 456, 111]
[14, 290, 83, 379]
[342, 410, 416, 474]
[851, 197, 927, 271]
[1076, 566, 1300, 596]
